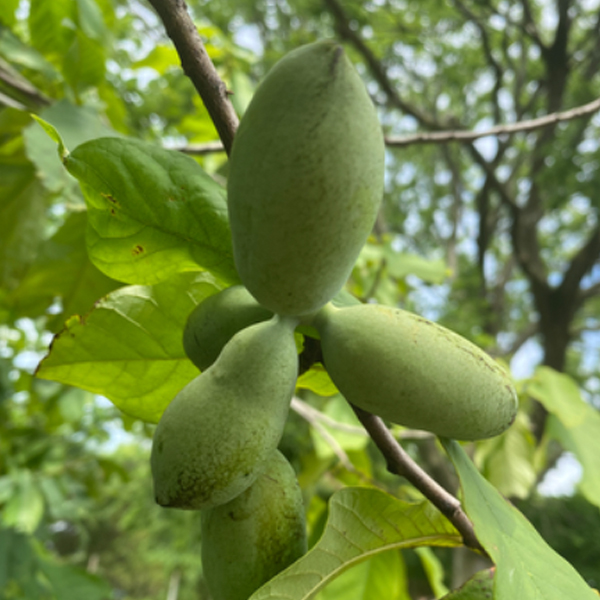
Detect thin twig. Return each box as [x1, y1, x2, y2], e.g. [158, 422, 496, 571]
[291, 397, 367, 436]
[351, 404, 487, 555]
[172, 95, 600, 156]
[386, 96, 600, 146]
[146, 0, 239, 155]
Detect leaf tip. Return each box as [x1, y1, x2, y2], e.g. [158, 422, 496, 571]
[30, 114, 69, 161]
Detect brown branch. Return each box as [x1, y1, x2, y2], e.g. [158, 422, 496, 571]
[350, 404, 486, 555]
[173, 94, 600, 156]
[386, 96, 600, 146]
[146, 0, 239, 155]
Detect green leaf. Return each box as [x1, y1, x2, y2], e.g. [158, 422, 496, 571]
[474, 412, 537, 500]
[442, 439, 598, 600]
[2, 471, 45, 533]
[528, 366, 600, 506]
[38, 559, 112, 600]
[29, 115, 67, 159]
[297, 363, 338, 397]
[415, 546, 449, 598]
[63, 31, 106, 90]
[314, 549, 410, 600]
[25, 100, 118, 194]
[383, 247, 449, 284]
[75, 0, 106, 41]
[0, 0, 19, 28]
[36, 272, 223, 423]
[64, 137, 239, 285]
[11, 210, 120, 330]
[28, 0, 74, 57]
[0, 160, 47, 290]
[441, 568, 495, 600]
[249, 487, 462, 600]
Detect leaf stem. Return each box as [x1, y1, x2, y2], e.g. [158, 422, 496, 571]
[350, 404, 487, 556]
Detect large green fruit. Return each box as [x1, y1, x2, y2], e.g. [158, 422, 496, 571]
[228, 40, 385, 316]
[183, 285, 272, 372]
[201, 450, 307, 600]
[151, 315, 298, 509]
[313, 303, 518, 440]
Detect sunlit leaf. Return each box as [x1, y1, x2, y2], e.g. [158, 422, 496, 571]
[443, 439, 598, 600]
[528, 366, 600, 507]
[36, 272, 223, 423]
[250, 487, 462, 600]
[64, 137, 239, 285]
[314, 549, 410, 600]
[297, 364, 338, 397]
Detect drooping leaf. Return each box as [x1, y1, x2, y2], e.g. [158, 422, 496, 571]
[528, 366, 600, 507]
[36, 272, 223, 423]
[250, 487, 462, 600]
[443, 439, 598, 600]
[64, 137, 239, 285]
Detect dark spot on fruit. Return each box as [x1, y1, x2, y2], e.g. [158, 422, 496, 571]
[132, 245, 144, 256]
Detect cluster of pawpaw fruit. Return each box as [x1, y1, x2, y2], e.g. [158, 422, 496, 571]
[151, 40, 518, 600]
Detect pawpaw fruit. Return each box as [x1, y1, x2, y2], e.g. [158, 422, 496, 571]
[227, 40, 385, 316]
[183, 285, 272, 371]
[201, 450, 307, 600]
[313, 303, 518, 440]
[151, 315, 298, 509]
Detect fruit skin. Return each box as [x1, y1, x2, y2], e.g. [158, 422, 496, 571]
[201, 450, 307, 600]
[151, 315, 298, 510]
[228, 40, 385, 316]
[313, 303, 518, 440]
[183, 285, 273, 372]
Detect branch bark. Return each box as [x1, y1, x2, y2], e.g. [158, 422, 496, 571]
[146, 0, 239, 155]
[350, 404, 486, 555]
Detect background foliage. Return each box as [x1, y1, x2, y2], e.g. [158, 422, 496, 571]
[1, 0, 600, 598]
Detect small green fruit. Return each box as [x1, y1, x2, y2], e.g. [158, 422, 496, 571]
[228, 40, 385, 316]
[201, 450, 307, 600]
[151, 315, 298, 509]
[183, 285, 272, 371]
[314, 303, 518, 440]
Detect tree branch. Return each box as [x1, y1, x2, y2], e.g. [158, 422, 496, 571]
[173, 96, 600, 155]
[350, 404, 486, 555]
[386, 96, 600, 146]
[146, 0, 239, 155]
